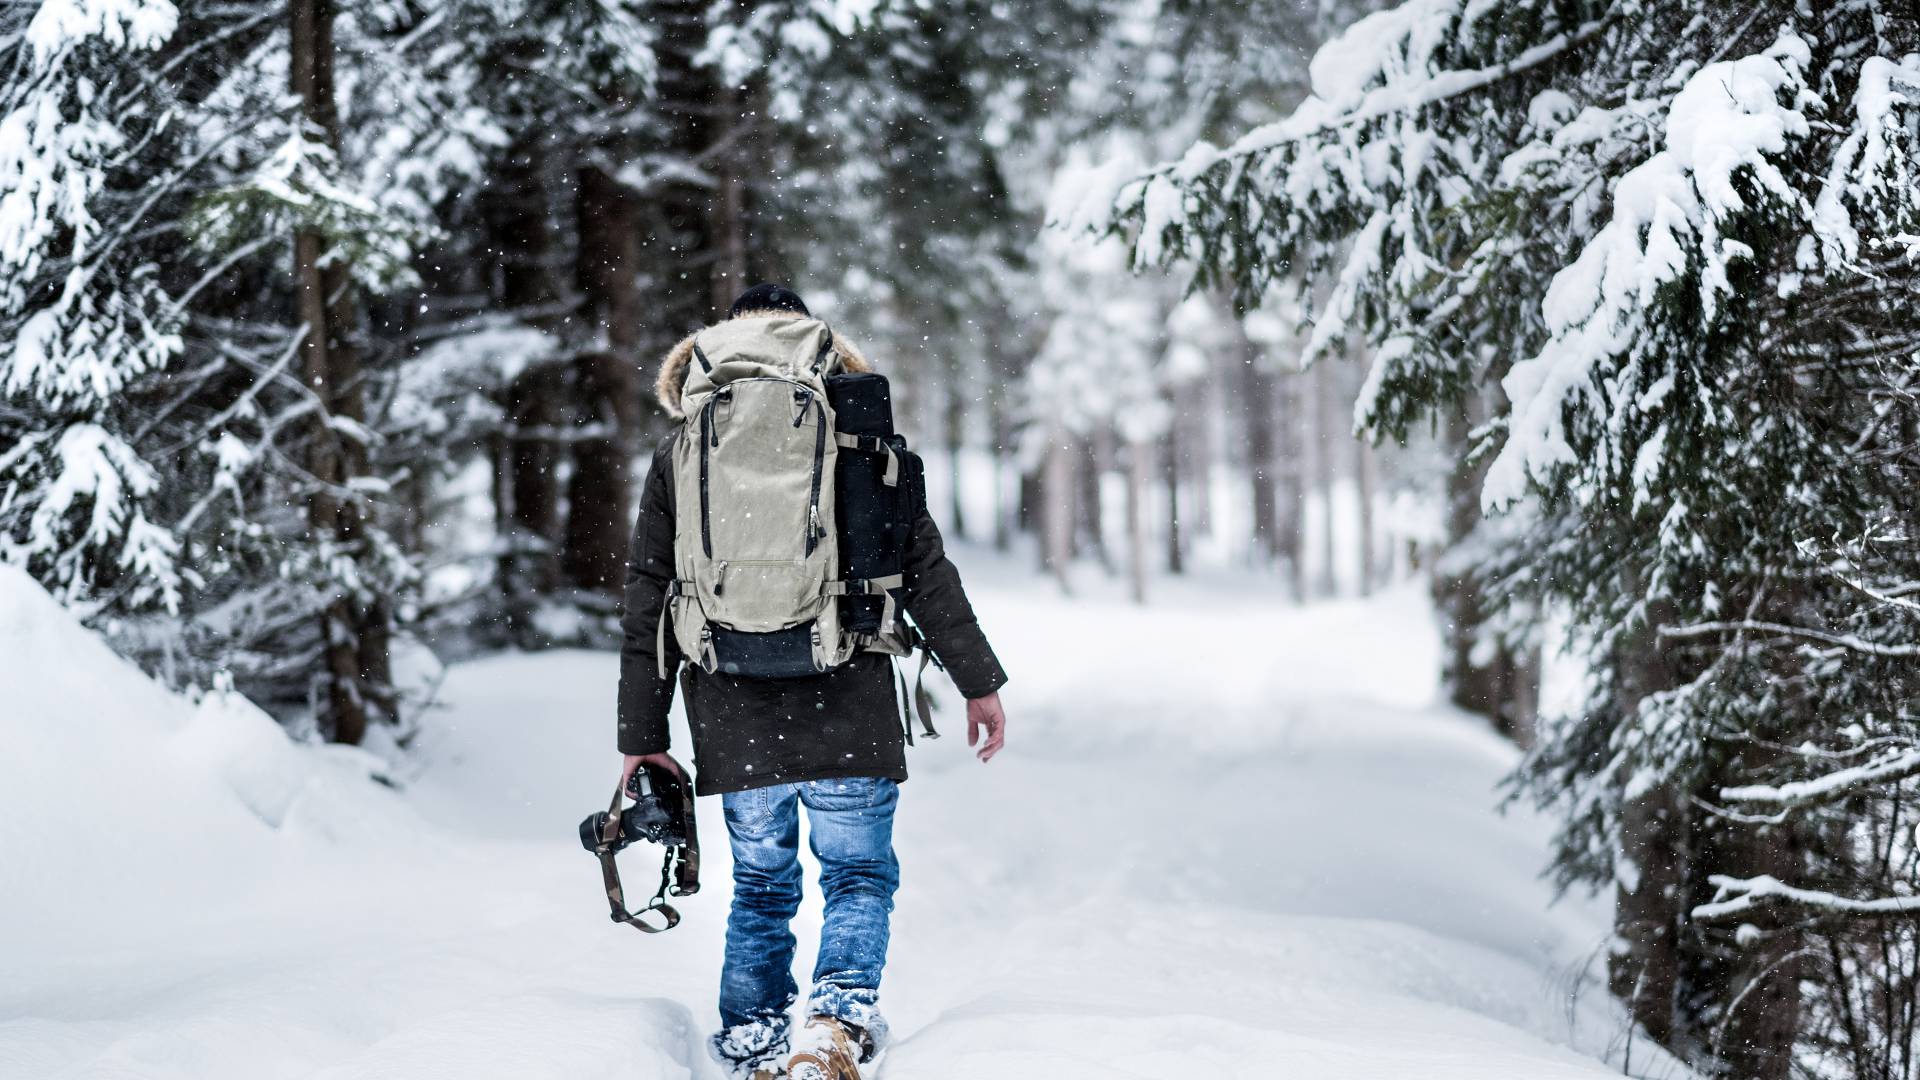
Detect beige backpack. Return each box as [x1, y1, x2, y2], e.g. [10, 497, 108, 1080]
[659, 315, 913, 681]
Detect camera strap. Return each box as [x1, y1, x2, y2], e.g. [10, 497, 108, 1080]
[594, 776, 701, 934]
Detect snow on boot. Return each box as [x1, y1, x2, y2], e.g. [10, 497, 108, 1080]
[787, 1016, 863, 1080]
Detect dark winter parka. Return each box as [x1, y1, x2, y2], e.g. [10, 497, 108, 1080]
[616, 312, 1007, 795]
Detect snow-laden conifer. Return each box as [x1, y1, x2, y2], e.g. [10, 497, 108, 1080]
[1, 0, 185, 610]
[1109, 3, 1920, 1075]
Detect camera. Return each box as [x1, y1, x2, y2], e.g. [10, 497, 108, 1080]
[579, 765, 691, 854]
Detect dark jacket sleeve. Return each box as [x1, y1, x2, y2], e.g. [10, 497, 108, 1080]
[616, 439, 682, 755]
[901, 504, 1008, 699]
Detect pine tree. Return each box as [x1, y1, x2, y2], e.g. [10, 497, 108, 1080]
[4, 0, 501, 740]
[1108, 2, 1920, 1075]
[383, 0, 659, 644]
[1, 0, 188, 614]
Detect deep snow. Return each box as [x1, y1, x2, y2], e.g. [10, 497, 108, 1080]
[2, 551, 1681, 1079]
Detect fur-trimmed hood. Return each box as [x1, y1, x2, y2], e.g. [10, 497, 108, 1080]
[654, 308, 871, 419]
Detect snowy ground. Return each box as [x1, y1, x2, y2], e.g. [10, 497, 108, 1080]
[2, 549, 1682, 1079]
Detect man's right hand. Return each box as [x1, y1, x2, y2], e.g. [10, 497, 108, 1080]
[620, 752, 687, 796]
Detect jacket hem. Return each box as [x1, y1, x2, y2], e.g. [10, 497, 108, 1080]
[698, 763, 908, 798]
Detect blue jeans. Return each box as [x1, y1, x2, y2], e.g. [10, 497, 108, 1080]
[708, 776, 900, 1076]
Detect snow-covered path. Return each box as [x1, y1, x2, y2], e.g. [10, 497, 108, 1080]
[3, 551, 1665, 1079]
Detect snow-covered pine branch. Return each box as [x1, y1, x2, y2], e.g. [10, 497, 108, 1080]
[1719, 747, 1920, 811]
[1695, 876, 1920, 924]
[1660, 618, 1920, 658]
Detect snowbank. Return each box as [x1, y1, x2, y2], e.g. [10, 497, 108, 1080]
[0, 563, 417, 950]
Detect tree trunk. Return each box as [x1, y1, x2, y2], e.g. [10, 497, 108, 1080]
[560, 356, 633, 594]
[481, 138, 562, 325]
[1433, 403, 1539, 743]
[1126, 439, 1149, 604]
[1688, 773, 1804, 1079]
[483, 139, 567, 615]
[1355, 434, 1378, 595]
[1435, 407, 1481, 708]
[562, 164, 642, 594]
[648, 0, 737, 330]
[707, 81, 751, 313]
[1684, 634, 1805, 1078]
[1276, 366, 1307, 600]
[1163, 426, 1183, 574]
[1310, 360, 1338, 598]
[1018, 468, 1040, 539]
[1506, 650, 1539, 748]
[1610, 598, 1689, 1052]
[1615, 784, 1689, 1050]
[502, 365, 565, 592]
[1617, 597, 1805, 1078]
[991, 385, 1013, 551]
[291, 0, 386, 744]
[1041, 425, 1074, 592]
[1231, 318, 1279, 566]
[946, 381, 967, 539]
[1079, 431, 1111, 571]
[1185, 374, 1214, 538]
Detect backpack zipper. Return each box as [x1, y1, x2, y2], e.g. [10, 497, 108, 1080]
[805, 397, 826, 556]
[699, 396, 716, 558]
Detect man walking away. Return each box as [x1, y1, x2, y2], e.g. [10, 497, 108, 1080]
[615, 283, 1009, 1079]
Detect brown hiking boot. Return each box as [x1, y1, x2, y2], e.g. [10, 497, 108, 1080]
[748, 1069, 784, 1080]
[787, 1016, 862, 1080]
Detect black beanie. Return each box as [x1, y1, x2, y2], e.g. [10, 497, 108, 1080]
[729, 283, 809, 318]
